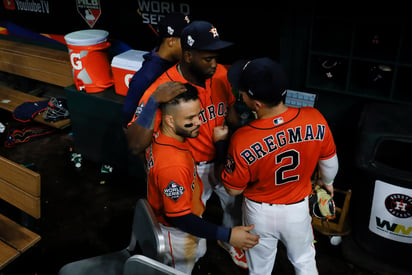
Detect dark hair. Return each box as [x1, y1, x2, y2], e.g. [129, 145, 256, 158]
[160, 83, 199, 112]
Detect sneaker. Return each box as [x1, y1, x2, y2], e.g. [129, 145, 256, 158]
[217, 240, 248, 269]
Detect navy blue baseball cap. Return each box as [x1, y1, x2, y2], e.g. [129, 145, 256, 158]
[158, 12, 190, 38]
[227, 57, 288, 103]
[181, 20, 233, 51]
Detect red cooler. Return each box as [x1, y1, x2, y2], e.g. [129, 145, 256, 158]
[111, 49, 148, 96]
[64, 29, 113, 93]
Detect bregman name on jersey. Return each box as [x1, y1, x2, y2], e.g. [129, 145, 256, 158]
[240, 124, 326, 165]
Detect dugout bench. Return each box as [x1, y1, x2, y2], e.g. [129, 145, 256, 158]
[0, 155, 41, 270]
[0, 36, 73, 129]
[0, 35, 71, 269]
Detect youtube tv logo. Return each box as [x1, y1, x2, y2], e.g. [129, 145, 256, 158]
[3, 0, 16, 10]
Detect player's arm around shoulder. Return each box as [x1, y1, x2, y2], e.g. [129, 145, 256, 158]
[126, 88, 156, 156]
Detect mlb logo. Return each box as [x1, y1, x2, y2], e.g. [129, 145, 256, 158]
[111, 49, 148, 96]
[76, 0, 101, 28]
[273, 117, 284, 125]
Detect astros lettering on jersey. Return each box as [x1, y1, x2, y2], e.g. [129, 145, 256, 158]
[132, 63, 236, 162]
[221, 107, 337, 205]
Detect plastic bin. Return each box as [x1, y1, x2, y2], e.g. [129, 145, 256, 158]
[352, 102, 412, 266]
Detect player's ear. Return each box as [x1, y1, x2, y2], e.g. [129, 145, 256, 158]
[164, 114, 175, 129]
[182, 50, 192, 63]
[166, 37, 176, 48]
[254, 100, 263, 111]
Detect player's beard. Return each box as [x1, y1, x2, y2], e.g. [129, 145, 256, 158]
[176, 124, 200, 138]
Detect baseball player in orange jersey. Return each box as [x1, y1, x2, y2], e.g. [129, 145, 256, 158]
[146, 84, 259, 274]
[220, 57, 339, 275]
[127, 21, 248, 268]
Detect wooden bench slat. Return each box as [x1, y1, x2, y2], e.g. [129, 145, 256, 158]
[0, 58, 73, 88]
[0, 39, 69, 62]
[0, 240, 20, 270]
[0, 39, 73, 87]
[0, 214, 40, 253]
[0, 85, 42, 112]
[0, 50, 73, 75]
[0, 178, 41, 219]
[0, 39, 71, 66]
[0, 155, 40, 196]
[0, 46, 71, 67]
[0, 56, 73, 80]
[0, 86, 71, 129]
[0, 61, 73, 88]
[0, 148, 42, 270]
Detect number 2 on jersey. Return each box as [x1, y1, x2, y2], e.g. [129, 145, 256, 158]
[275, 149, 300, 185]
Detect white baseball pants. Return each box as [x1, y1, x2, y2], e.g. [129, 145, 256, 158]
[243, 197, 318, 275]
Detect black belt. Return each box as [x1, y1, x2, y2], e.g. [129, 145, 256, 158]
[247, 197, 305, 206]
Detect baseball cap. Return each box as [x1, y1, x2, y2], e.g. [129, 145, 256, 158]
[158, 12, 190, 38]
[181, 20, 233, 51]
[227, 57, 288, 103]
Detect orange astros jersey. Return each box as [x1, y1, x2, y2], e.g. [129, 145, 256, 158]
[146, 131, 205, 227]
[221, 107, 337, 204]
[132, 63, 236, 163]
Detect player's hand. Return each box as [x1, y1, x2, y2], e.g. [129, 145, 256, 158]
[315, 178, 334, 197]
[213, 124, 229, 143]
[229, 224, 259, 250]
[322, 183, 334, 197]
[152, 81, 187, 103]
